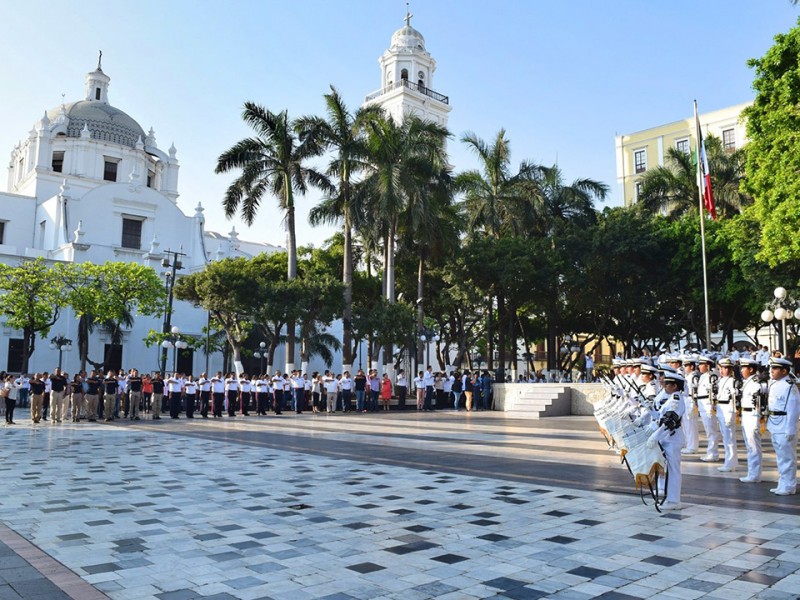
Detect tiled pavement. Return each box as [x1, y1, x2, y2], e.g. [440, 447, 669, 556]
[0, 409, 798, 599]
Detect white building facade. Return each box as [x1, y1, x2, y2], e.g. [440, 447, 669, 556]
[0, 59, 280, 376]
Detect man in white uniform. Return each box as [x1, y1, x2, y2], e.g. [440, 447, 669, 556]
[715, 357, 739, 472]
[738, 357, 765, 483]
[696, 356, 720, 462]
[767, 357, 799, 495]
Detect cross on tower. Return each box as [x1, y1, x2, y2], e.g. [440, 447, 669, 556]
[405, 2, 412, 26]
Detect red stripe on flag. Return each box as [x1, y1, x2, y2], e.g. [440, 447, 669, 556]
[703, 173, 716, 220]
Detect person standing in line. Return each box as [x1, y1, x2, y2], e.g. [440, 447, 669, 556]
[225, 372, 239, 417]
[396, 370, 407, 410]
[49, 368, 68, 423]
[292, 370, 305, 414]
[422, 366, 435, 411]
[127, 369, 143, 421]
[84, 370, 101, 422]
[452, 371, 463, 410]
[696, 356, 721, 462]
[738, 357, 766, 483]
[368, 370, 380, 412]
[413, 371, 424, 410]
[471, 372, 482, 410]
[443, 371, 453, 409]
[14, 373, 30, 408]
[102, 370, 118, 422]
[210, 372, 224, 418]
[766, 357, 799, 495]
[2, 374, 15, 424]
[715, 358, 740, 473]
[166, 372, 184, 419]
[150, 372, 164, 420]
[282, 373, 292, 413]
[681, 356, 701, 454]
[463, 370, 473, 411]
[354, 369, 367, 413]
[380, 373, 393, 411]
[304, 373, 312, 412]
[311, 372, 322, 413]
[116, 369, 127, 419]
[198, 372, 211, 418]
[341, 371, 353, 413]
[645, 371, 686, 511]
[325, 372, 338, 413]
[69, 374, 84, 422]
[29, 373, 45, 423]
[184, 375, 197, 418]
[239, 373, 252, 416]
[41, 371, 51, 420]
[434, 371, 444, 409]
[254, 373, 268, 416]
[481, 370, 493, 410]
[142, 373, 153, 415]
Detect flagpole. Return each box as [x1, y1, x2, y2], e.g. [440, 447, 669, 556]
[694, 100, 712, 350]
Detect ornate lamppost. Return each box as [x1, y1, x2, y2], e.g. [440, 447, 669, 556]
[761, 286, 800, 356]
[160, 247, 185, 374]
[161, 326, 188, 374]
[253, 341, 267, 374]
[49, 335, 73, 370]
[419, 327, 439, 370]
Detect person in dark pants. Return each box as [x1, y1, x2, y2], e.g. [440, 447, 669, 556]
[225, 372, 239, 417]
[184, 376, 197, 418]
[2, 374, 16, 424]
[198, 372, 211, 418]
[396, 370, 407, 410]
[150, 373, 164, 420]
[166, 373, 183, 419]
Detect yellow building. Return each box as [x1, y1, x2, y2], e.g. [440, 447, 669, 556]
[615, 102, 751, 207]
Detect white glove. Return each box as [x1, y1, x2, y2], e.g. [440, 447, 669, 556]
[633, 416, 646, 427]
[646, 436, 656, 449]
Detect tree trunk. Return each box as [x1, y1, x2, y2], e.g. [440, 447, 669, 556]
[342, 214, 353, 372]
[21, 326, 34, 375]
[416, 256, 424, 371]
[78, 315, 89, 372]
[546, 317, 557, 372]
[486, 298, 494, 371]
[496, 289, 506, 380]
[285, 183, 296, 372]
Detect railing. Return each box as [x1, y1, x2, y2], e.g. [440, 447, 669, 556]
[365, 79, 449, 105]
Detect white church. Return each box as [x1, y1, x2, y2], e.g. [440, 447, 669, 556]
[0, 15, 450, 376]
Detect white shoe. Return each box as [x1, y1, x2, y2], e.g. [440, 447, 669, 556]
[770, 488, 796, 496]
[717, 466, 737, 473]
[738, 476, 761, 483]
[681, 448, 698, 455]
[700, 456, 719, 462]
[661, 501, 682, 511]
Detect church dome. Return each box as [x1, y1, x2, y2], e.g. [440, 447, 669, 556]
[47, 100, 146, 149]
[391, 24, 426, 50]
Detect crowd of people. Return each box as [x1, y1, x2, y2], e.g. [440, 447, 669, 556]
[598, 349, 799, 511]
[0, 365, 495, 424]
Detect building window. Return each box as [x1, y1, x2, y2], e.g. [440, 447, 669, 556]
[51, 151, 65, 173]
[95, 87, 101, 101]
[147, 170, 155, 188]
[722, 128, 735, 152]
[675, 139, 690, 155]
[0, 221, 5, 245]
[7, 339, 23, 373]
[177, 348, 194, 375]
[634, 149, 647, 174]
[121, 217, 143, 249]
[635, 181, 643, 201]
[401, 68, 408, 81]
[103, 159, 119, 182]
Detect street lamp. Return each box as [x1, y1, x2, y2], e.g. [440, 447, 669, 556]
[253, 341, 267, 374]
[161, 325, 188, 374]
[761, 286, 800, 356]
[49, 334, 73, 370]
[160, 247, 186, 374]
[419, 328, 439, 369]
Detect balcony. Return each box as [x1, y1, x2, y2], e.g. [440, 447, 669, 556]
[365, 79, 449, 105]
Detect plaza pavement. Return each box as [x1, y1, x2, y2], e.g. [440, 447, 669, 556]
[0, 408, 798, 600]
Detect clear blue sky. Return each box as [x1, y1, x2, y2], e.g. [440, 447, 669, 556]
[1, 0, 796, 249]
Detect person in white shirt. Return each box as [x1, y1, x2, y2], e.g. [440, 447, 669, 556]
[255, 375, 269, 415]
[14, 374, 30, 408]
[210, 372, 225, 418]
[116, 370, 128, 419]
[340, 371, 353, 412]
[291, 371, 305, 414]
[413, 371, 425, 410]
[422, 366, 435, 411]
[42, 372, 52, 420]
[395, 370, 408, 410]
[224, 372, 239, 417]
[166, 372, 184, 419]
[766, 357, 799, 495]
[304, 373, 312, 412]
[198, 372, 212, 418]
[443, 372, 453, 409]
[239, 374, 252, 416]
[271, 371, 284, 414]
[184, 375, 198, 418]
[324, 372, 338, 413]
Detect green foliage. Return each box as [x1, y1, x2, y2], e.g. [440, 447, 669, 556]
[744, 18, 800, 265]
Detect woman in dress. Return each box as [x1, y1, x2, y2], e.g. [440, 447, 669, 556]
[380, 373, 393, 411]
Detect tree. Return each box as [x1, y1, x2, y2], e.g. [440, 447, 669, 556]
[0, 258, 70, 373]
[216, 102, 330, 370]
[744, 18, 800, 266]
[65, 262, 164, 372]
[302, 86, 381, 371]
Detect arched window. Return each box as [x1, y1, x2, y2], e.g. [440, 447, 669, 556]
[401, 69, 408, 81]
[417, 71, 425, 90]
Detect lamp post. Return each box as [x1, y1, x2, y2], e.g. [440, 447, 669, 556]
[160, 247, 186, 374]
[161, 326, 188, 374]
[49, 335, 73, 370]
[761, 286, 800, 356]
[419, 328, 439, 370]
[253, 341, 267, 374]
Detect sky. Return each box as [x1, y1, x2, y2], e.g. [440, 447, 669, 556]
[1, 0, 797, 250]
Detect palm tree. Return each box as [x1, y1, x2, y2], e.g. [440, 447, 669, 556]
[534, 164, 607, 235]
[360, 114, 450, 305]
[456, 129, 543, 239]
[301, 87, 382, 371]
[455, 129, 543, 374]
[638, 135, 750, 219]
[216, 102, 329, 371]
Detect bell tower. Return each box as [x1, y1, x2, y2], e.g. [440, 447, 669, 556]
[363, 10, 451, 127]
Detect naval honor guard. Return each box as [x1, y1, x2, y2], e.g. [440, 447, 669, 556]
[766, 357, 799, 495]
